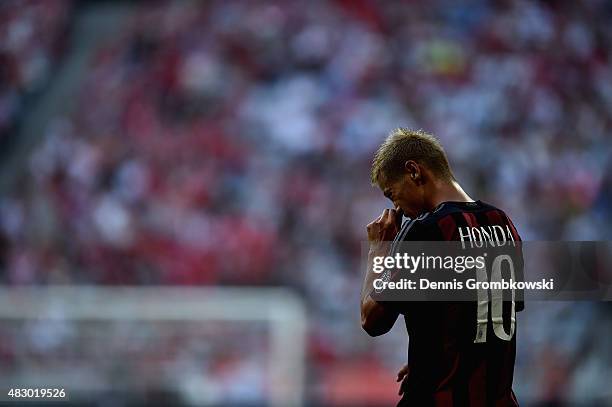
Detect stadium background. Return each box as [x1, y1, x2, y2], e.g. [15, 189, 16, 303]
[0, 0, 611, 405]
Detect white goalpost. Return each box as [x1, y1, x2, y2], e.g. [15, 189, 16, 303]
[0, 286, 307, 406]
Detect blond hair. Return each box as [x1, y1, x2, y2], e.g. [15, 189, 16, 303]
[370, 128, 454, 186]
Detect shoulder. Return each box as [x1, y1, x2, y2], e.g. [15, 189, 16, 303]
[400, 210, 444, 241]
[401, 201, 515, 241]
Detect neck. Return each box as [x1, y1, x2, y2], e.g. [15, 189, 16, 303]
[426, 179, 474, 211]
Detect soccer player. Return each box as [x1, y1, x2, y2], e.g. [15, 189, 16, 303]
[360, 128, 523, 406]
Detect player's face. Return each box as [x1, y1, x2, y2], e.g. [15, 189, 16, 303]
[380, 173, 425, 219]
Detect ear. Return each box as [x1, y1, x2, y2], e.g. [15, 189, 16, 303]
[404, 160, 421, 184]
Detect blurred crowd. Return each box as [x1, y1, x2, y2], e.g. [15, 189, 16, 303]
[1, 0, 611, 405]
[0, 318, 271, 405]
[0, 0, 70, 142]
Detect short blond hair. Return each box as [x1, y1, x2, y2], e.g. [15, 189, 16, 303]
[370, 128, 454, 186]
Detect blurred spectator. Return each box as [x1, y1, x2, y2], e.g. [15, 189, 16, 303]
[1, 0, 611, 405]
[0, 0, 70, 141]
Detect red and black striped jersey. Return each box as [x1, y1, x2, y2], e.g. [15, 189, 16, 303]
[384, 200, 523, 407]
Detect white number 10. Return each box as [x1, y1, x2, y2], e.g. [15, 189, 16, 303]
[474, 254, 516, 343]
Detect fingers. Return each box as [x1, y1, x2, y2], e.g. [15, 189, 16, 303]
[375, 208, 397, 224]
[397, 364, 409, 395]
[386, 208, 397, 225]
[397, 374, 405, 395]
[368, 210, 385, 229]
[396, 364, 409, 381]
[378, 209, 389, 223]
[368, 208, 400, 242]
[369, 209, 389, 232]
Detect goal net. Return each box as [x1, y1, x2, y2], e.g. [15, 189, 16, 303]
[0, 286, 307, 406]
